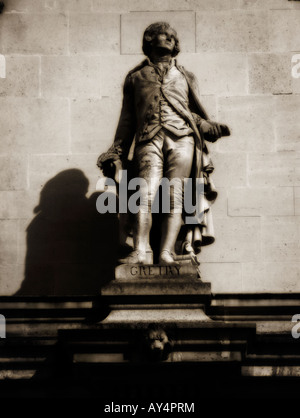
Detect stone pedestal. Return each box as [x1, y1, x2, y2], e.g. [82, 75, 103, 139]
[100, 261, 212, 324]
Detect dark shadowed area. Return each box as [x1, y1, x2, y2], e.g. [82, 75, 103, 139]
[15, 169, 119, 295]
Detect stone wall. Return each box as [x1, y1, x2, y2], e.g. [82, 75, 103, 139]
[0, 0, 299, 294]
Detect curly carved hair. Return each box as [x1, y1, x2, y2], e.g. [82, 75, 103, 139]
[142, 22, 180, 58]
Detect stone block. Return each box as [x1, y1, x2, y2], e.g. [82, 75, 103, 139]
[93, 0, 144, 12]
[93, 0, 240, 12]
[28, 153, 100, 194]
[178, 53, 247, 96]
[94, 0, 186, 12]
[292, 78, 300, 94]
[274, 95, 300, 152]
[292, 52, 300, 94]
[1, 13, 68, 55]
[228, 187, 294, 217]
[200, 216, 261, 263]
[121, 11, 196, 54]
[208, 151, 247, 187]
[41, 56, 102, 98]
[101, 308, 210, 324]
[242, 262, 300, 293]
[4, 1, 92, 13]
[0, 155, 28, 191]
[200, 262, 242, 293]
[239, 0, 299, 9]
[0, 220, 19, 265]
[102, 278, 210, 296]
[69, 13, 120, 55]
[0, 191, 39, 219]
[216, 96, 275, 153]
[3, 0, 49, 12]
[0, 264, 19, 296]
[295, 187, 300, 216]
[0, 56, 40, 97]
[269, 10, 300, 52]
[210, 187, 227, 218]
[66, 154, 103, 194]
[71, 98, 121, 154]
[248, 152, 300, 187]
[261, 216, 300, 262]
[196, 10, 268, 52]
[99, 55, 145, 98]
[45, 0, 93, 12]
[198, 95, 217, 121]
[0, 98, 69, 154]
[248, 53, 292, 94]
[16, 220, 28, 267]
[28, 154, 72, 191]
[193, 0, 240, 10]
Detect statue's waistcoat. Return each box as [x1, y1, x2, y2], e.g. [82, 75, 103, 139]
[128, 61, 202, 144]
[141, 64, 194, 140]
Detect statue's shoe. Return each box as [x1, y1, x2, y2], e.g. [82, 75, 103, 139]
[119, 250, 151, 264]
[159, 250, 180, 266]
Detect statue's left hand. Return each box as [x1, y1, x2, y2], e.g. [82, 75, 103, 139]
[199, 120, 222, 142]
[199, 120, 230, 142]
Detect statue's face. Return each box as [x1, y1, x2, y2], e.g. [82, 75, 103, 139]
[151, 27, 176, 53]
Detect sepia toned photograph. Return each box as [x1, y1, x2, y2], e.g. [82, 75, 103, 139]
[0, 0, 299, 405]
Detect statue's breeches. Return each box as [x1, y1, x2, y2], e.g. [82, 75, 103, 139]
[134, 129, 194, 213]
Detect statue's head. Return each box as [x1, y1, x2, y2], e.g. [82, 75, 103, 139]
[142, 22, 180, 58]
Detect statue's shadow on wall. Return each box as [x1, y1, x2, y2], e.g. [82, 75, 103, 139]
[15, 169, 119, 296]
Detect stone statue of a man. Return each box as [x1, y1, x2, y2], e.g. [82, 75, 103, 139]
[97, 22, 230, 266]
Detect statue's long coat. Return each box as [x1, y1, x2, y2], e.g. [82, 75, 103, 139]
[98, 59, 217, 254]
